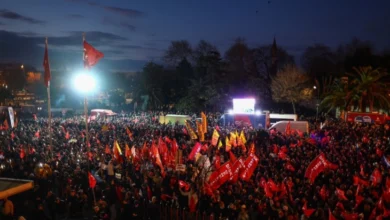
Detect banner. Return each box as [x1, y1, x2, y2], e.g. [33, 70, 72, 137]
[208, 162, 233, 190]
[229, 157, 244, 183]
[240, 154, 259, 181]
[8, 107, 14, 128]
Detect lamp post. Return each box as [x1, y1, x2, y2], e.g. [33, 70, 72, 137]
[73, 73, 96, 168]
[313, 86, 320, 121]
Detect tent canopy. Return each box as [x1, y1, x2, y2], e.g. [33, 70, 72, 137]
[0, 178, 34, 199]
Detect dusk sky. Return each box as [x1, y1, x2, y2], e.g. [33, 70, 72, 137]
[0, 0, 389, 72]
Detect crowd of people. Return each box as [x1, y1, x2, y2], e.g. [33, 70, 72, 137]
[0, 112, 390, 220]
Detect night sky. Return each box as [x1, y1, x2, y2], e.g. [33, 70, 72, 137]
[0, 0, 389, 72]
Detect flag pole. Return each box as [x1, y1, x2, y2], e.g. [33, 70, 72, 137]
[83, 33, 90, 170]
[46, 37, 53, 159]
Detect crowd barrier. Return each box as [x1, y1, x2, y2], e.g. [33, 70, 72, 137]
[139, 199, 215, 220]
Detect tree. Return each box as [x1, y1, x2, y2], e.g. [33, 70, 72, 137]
[320, 79, 350, 114]
[133, 62, 165, 109]
[346, 66, 390, 112]
[108, 89, 126, 106]
[271, 65, 312, 114]
[301, 44, 342, 97]
[164, 40, 193, 66]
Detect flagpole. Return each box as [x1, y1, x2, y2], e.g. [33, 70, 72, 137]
[83, 33, 90, 171]
[46, 37, 53, 159]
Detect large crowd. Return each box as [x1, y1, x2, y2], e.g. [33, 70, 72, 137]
[0, 112, 390, 220]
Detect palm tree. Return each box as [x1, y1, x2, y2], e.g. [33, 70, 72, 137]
[320, 79, 350, 116]
[322, 66, 390, 114]
[347, 66, 390, 112]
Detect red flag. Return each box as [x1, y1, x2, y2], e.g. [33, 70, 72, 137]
[125, 144, 131, 159]
[305, 153, 337, 183]
[83, 40, 104, 68]
[105, 145, 111, 154]
[302, 201, 315, 217]
[230, 158, 245, 183]
[285, 121, 291, 135]
[336, 188, 348, 201]
[229, 151, 237, 163]
[88, 172, 96, 188]
[239, 154, 259, 181]
[20, 148, 25, 159]
[208, 162, 233, 190]
[329, 209, 336, 220]
[188, 142, 202, 161]
[320, 185, 328, 201]
[151, 143, 165, 177]
[34, 130, 40, 138]
[214, 155, 221, 169]
[341, 212, 358, 220]
[370, 168, 382, 186]
[65, 131, 70, 140]
[43, 38, 51, 87]
[178, 180, 190, 191]
[285, 162, 295, 172]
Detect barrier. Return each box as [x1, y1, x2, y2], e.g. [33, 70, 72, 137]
[156, 202, 214, 220]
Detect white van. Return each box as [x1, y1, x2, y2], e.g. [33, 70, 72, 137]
[269, 121, 309, 133]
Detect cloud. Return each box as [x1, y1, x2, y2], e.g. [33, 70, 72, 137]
[66, 0, 145, 18]
[103, 6, 144, 18]
[120, 22, 136, 32]
[0, 30, 153, 72]
[67, 14, 84, 19]
[0, 9, 44, 24]
[101, 17, 136, 32]
[0, 21, 4, 26]
[119, 44, 163, 52]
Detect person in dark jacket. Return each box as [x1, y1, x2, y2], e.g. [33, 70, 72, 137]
[147, 196, 160, 220]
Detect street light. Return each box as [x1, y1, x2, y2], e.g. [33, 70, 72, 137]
[313, 86, 319, 121]
[73, 72, 97, 165]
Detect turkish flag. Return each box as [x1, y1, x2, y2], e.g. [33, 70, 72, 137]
[43, 38, 51, 87]
[88, 172, 96, 188]
[83, 40, 104, 68]
[178, 180, 190, 191]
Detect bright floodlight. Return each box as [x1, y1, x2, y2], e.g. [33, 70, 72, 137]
[255, 110, 261, 115]
[73, 73, 96, 93]
[228, 109, 234, 114]
[233, 98, 255, 114]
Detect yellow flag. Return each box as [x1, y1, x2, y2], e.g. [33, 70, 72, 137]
[225, 136, 232, 152]
[195, 152, 202, 162]
[114, 140, 122, 155]
[217, 139, 223, 149]
[201, 112, 207, 134]
[196, 121, 205, 142]
[211, 129, 219, 146]
[186, 121, 198, 140]
[240, 130, 247, 146]
[230, 132, 237, 147]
